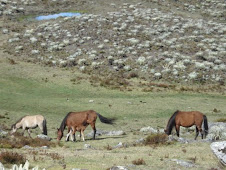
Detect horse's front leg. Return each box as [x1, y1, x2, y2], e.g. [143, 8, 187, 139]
[22, 127, 26, 136]
[27, 129, 32, 138]
[81, 130, 85, 142]
[65, 129, 72, 142]
[175, 125, 180, 137]
[71, 128, 76, 142]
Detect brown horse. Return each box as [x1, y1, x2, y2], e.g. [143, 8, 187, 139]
[165, 110, 208, 140]
[11, 115, 47, 137]
[57, 110, 116, 141]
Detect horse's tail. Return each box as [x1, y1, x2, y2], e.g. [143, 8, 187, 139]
[43, 119, 47, 135]
[97, 113, 116, 125]
[203, 115, 208, 137]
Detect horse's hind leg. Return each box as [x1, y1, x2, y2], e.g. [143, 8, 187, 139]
[90, 123, 96, 140]
[175, 125, 180, 137]
[195, 126, 203, 140]
[195, 127, 199, 140]
[27, 129, 32, 138]
[38, 123, 43, 134]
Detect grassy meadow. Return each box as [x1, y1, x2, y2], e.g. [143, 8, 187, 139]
[0, 57, 225, 169]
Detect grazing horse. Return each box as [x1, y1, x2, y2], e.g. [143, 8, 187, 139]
[57, 110, 116, 141]
[11, 115, 47, 137]
[165, 110, 208, 140]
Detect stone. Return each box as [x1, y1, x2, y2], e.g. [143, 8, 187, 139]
[171, 159, 196, 168]
[37, 134, 51, 141]
[140, 126, 158, 133]
[0, 162, 5, 170]
[84, 144, 92, 149]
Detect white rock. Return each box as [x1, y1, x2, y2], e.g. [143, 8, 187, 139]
[210, 141, 226, 166]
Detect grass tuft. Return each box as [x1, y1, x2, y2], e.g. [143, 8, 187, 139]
[144, 133, 168, 146]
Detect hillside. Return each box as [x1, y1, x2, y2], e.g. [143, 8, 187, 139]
[1, 0, 225, 92]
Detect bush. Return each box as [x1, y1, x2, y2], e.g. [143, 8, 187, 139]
[0, 151, 26, 165]
[144, 133, 168, 146]
[132, 158, 146, 165]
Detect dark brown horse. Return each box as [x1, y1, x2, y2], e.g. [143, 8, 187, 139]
[57, 110, 116, 141]
[165, 110, 208, 140]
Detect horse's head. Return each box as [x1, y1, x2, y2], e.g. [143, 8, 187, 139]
[10, 124, 17, 134]
[57, 128, 63, 141]
[164, 128, 170, 135]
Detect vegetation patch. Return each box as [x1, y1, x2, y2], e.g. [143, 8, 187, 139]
[0, 135, 56, 149]
[0, 151, 26, 165]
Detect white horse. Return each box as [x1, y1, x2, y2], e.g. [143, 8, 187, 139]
[11, 115, 47, 137]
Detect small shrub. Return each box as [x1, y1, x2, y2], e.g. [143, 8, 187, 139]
[7, 58, 17, 65]
[0, 151, 26, 165]
[0, 115, 6, 119]
[132, 158, 146, 165]
[127, 72, 139, 79]
[144, 133, 168, 146]
[188, 156, 197, 163]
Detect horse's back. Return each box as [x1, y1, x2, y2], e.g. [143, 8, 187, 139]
[25, 115, 45, 121]
[66, 110, 97, 126]
[176, 111, 204, 127]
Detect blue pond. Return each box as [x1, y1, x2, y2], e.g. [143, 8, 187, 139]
[36, 12, 81, 20]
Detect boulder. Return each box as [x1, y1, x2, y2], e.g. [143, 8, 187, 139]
[210, 141, 226, 166]
[207, 122, 226, 140]
[86, 130, 125, 138]
[37, 134, 51, 141]
[140, 126, 164, 133]
[0, 162, 5, 170]
[171, 159, 196, 168]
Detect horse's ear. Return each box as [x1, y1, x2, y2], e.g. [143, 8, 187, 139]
[57, 128, 59, 130]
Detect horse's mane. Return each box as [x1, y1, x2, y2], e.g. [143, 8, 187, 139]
[11, 115, 27, 129]
[166, 110, 179, 135]
[59, 112, 72, 132]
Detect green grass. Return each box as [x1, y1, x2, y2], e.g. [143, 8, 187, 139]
[0, 59, 225, 169]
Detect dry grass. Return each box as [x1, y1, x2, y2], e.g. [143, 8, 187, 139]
[7, 58, 17, 65]
[104, 144, 113, 150]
